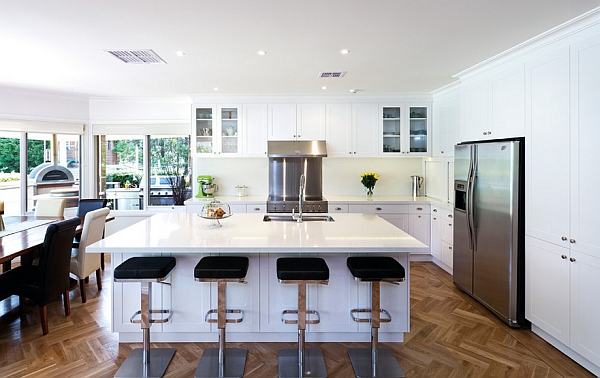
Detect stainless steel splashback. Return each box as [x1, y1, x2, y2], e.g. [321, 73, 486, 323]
[268, 157, 323, 201]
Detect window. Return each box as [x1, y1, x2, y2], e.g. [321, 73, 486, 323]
[0, 132, 21, 215]
[94, 123, 191, 210]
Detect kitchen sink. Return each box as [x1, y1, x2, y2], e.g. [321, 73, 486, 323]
[263, 215, 335, 222]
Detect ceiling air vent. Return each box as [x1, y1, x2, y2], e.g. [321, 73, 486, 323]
[317, 71, 347, 78]
[105, 49, 166, 64]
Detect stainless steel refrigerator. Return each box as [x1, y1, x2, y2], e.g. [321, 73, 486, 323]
[453, 138, 525, 327]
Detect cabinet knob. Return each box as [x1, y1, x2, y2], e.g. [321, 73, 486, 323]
[353, 151, 356, 154]
[335, 207, 342, 211]
[253, 207, 260, 211]
[448, 214, 453, 218]
[570, 257, 576, 262]
[483, 132, 488, 135]
[561, 255, 567, 259]
[570, 239, 576, 243]
[561, 236, 567, 241]
[433, 217, 437, 220]
[449, 223, 452, 227]
[418, 215, 421, 218]
[448, 246, 452, 250]
[488, 131, 492, 135]
[297, 135, 301, 138]
[376, 207, 382, 211]
[433, 209, 438, 212]
[349, 152, 352, 154]
[441, 151, 445, 154]
[416, 207, 423, 210]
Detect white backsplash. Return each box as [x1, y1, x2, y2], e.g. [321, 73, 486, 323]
[194, 157, 423, 197]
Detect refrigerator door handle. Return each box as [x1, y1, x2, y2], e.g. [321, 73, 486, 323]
[468, 147, 477, 251]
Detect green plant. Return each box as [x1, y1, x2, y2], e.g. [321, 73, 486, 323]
[106, 171, 142, 188]
[360, 172, 379, 196]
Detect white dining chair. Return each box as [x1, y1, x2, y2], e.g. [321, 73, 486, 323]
[34, 197, 66, 217]
[69, 207, 110, 303]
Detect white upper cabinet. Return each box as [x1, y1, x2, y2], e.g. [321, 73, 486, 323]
[569, 34, 600, 259]
[267, 103, 325, 141]
[432, 92, 459, 157]
[243, 103, 268, 157]
[380, 103, 431, 156]
[327, 102, 378, 157]
[296, 103, 326, 140]
[193, 104, 242, 157]
[526, 48, 570, 245]
[460, 64, 525, 142]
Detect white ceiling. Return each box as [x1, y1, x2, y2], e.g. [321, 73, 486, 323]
[1, 0, 599, 99]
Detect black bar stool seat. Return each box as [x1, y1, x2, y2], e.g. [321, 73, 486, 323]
[347, 256, 405, 378]
[113, 256, 176, 378]
[194, 256, 249, 378]
[277, 257, 329, 378]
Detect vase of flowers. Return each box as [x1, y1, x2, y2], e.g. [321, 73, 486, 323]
[360, 172, 379, 199]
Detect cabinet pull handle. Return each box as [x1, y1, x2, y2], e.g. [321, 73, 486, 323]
[561, 255, 567, 259]
[488, 131, 492, 135]
[349, 152, 352, 154]
[433, 209, 438, 212]
[416, 207, 423, 210]
[433, 217, 437, 220]
[570, 257, 576, 263]
[448, 214, 453, 218]
[561, 236, 567, 241]
[376, 207, 382, 211]
[570, 239, 576, 243]
[483, 132, 488, 135]
[441, 151, 445, 154]
[448, 246, 452, 250]
[336, 207, 342, 211]
[449, 223, 452, 227]
[418, 215, 421, 218]
[253, 207, 260, 211]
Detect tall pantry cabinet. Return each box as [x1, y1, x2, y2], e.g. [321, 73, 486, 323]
[525, 34, 600, 373]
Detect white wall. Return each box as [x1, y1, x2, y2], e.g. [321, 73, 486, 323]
[193, 156, 423, 197]
[0, 88, 88, 122]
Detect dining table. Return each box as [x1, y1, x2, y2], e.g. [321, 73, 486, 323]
[0, 215, 83, 272]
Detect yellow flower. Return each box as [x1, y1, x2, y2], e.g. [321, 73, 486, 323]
[360, 172, 379, 193]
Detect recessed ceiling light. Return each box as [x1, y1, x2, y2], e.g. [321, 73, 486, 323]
[322, 86, 327, 90]
[340, 49, 350, 54]
[258, 50, 267, 56]
[213, 87, 219, 91]
[176, 51, 185, 57]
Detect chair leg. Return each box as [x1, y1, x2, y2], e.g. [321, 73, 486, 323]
[100, 252, 105, 270]
[96, 268, 102, 291]
[84, 276, 89, 284]
[79, 279, 87, 303]
[63, 290, 71, 316]
[39, 305, 49, 335]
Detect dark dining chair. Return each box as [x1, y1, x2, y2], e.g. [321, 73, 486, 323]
[0, 217, 80, 335]
[74, 198, 107, 269]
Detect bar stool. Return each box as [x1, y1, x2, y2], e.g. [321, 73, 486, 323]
[113, 256, 177, 378]
[346, 256, 406, 378]
[277, 257, 329, 378]
[194, 256, 249, 378]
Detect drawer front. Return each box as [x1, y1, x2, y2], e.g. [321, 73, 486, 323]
[348, 204, 408, 214]
[247, 203, 266, 213]
[409, 204, 431, 214]
[329, 204, 349, 213]
[441, 209, 454, 243]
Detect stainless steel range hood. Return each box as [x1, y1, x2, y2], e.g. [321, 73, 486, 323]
[267, 140, 327, 157]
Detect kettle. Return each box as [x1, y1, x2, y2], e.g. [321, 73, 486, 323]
[410, 175, 424, 198]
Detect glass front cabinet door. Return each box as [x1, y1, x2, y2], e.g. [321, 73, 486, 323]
[380, 104, 430, 155]
[194, 105, 241, 156]
[408, 105, 429, 155]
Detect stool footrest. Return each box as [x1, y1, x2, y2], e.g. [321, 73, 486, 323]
[281, 309, 321, 325]
[350, 308, 392, 323]
[204, 309, 245, 324]
[130, 309, 172, 324]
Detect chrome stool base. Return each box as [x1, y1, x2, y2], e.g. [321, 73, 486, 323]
[278, 348, 327, 378]
[114, 347, 176, 378]
[348, 348, 405, 378]
[194, 348, 247, 378]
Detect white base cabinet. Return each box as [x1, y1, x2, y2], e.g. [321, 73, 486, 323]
[526, 237, 600, 373]
[431, 205, 453, 273]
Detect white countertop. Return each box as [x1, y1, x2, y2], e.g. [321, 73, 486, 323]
[185, 195, 453, 210]
[88, 212, 428, 254]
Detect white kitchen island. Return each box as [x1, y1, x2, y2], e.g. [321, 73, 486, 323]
[87, 212, 427, 343]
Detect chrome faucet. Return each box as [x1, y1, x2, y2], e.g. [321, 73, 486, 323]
[292, 174, 306, 223]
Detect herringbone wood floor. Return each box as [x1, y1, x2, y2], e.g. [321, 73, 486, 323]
[0, 258, 594, 377]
